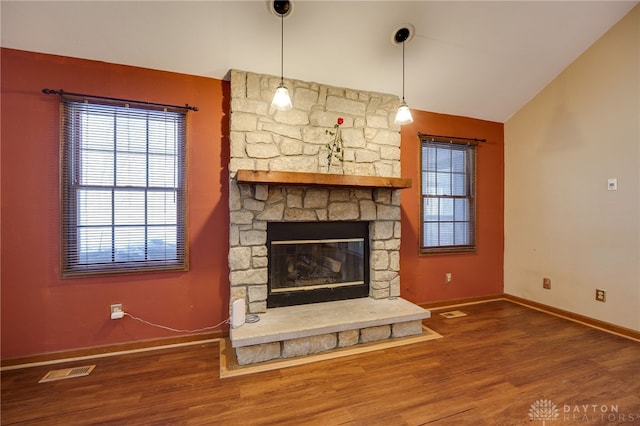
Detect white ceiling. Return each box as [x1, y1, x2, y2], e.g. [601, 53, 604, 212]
[1, 1, 637, 123]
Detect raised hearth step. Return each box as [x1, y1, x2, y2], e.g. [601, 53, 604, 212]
[229, 297, 430, 348]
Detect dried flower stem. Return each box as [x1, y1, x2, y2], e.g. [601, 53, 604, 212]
[325, 117, 344, 170]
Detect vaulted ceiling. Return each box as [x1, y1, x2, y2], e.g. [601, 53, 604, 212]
[1, 1, 637, 122]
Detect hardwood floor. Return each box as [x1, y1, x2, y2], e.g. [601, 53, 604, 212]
[2, 300, 639, 425]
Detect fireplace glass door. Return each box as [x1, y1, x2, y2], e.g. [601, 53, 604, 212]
[267, 221, 369, 308]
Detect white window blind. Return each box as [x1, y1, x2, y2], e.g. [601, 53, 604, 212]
[421, 139, 476, 253]
[61, 99, 188, 276]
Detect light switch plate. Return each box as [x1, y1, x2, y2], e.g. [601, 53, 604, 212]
[608, 178, 617, 191]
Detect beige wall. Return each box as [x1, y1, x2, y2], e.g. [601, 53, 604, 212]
[505, 5, 640, 331]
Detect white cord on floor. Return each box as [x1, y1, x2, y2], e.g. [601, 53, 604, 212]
[123, 312, 230, 333]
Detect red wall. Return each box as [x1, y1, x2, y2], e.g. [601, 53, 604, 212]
[399, 110, 504, 304]
[1, 49, 230, 359]
[1, 49, 504, 359]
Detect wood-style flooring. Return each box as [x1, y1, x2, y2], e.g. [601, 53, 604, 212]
[2, 300, 639, 425]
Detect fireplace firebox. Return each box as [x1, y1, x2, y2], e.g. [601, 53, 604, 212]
[267, 221, 370, 308]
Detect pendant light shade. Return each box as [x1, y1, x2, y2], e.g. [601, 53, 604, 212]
[271, 1, 292, 111]
[393, 26, 413, 125]
[395, 101, 413, 125]
[272, 82, 292, 110]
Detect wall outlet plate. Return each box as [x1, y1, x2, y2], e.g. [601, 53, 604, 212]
[543, 277, 551, 289]
[110, 304, 124, 319]
[595, 289, 606, 302]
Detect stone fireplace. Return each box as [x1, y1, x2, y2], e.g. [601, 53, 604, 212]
[227, 70, 430, 365]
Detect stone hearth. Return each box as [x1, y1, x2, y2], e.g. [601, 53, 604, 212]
[230, 297, 430, 365]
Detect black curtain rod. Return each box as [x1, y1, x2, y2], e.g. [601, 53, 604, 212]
[419, 132, 486, 144]
[42, 88, 198, 112]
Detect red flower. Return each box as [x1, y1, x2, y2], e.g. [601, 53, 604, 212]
[337, 117, 344, 125]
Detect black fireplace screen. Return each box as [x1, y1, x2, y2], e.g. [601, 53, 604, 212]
[267, 221, 369, 308]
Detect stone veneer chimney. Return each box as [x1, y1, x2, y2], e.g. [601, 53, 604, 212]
[229, 70, 404, 315]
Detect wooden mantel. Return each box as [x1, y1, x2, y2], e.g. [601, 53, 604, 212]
[236, 170, 412, 190]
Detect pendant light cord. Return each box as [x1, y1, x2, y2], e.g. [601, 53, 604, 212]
[280, 12, 284, 84]
[401, 40, 406, 102]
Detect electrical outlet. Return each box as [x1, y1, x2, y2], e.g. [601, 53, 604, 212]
[543, 277, 551, 289]
[445, 273, 452, 284]
[595, 289, 606, 302]
[110, 304, 124, 320]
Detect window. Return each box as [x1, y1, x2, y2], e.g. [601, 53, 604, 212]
[61, 99, 187, 276]
[420, 138, 476, 253]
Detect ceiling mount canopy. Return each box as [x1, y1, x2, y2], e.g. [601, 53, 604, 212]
[270, 0, 293, 111]
[270, 0, 292, 18]
[391, 23, 415, 46]
[393, 24, 414, 125]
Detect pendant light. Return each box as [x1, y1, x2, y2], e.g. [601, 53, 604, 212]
[271, 0, 293, 110]
[393, 26, 413, 125]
